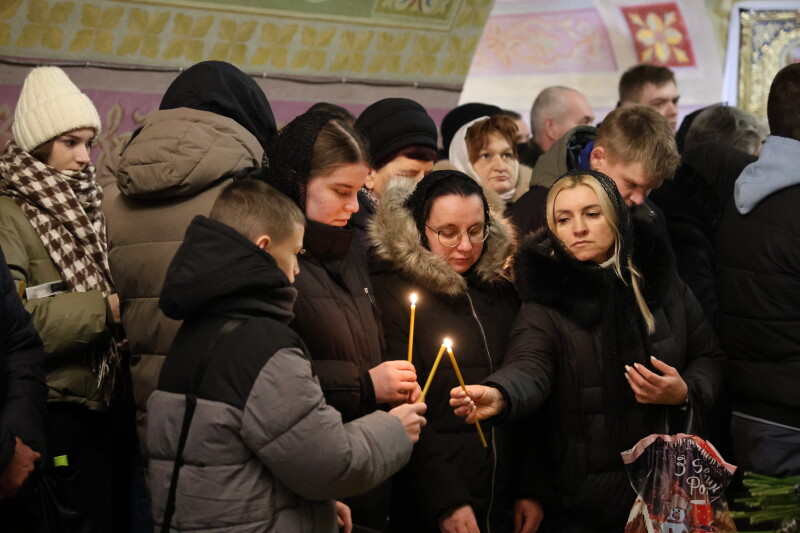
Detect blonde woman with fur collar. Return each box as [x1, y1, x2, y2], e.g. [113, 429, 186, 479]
[368, 170, 522, 533]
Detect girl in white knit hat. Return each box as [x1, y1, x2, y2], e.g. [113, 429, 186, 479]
[0, 66, 123, 531]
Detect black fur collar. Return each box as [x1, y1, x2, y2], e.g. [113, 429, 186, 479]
[514, 218, 673, 328]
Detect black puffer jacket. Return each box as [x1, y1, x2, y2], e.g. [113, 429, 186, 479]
[487, 222, 722, 530]
[716, 136, 800, 428]
[368, 178, 519, 533]
[290, 220, 384, 423]
[649, 143, 757, 327]
[0, 246, 46, 472]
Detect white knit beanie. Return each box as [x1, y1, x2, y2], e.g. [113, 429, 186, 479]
[12, 66, 101, 153]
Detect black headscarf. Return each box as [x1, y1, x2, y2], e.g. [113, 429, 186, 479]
[160, 61, 276, 150]
[404, 169, 491, 249]
[259, 110, 337, 211]
[548, 169, 648, 413]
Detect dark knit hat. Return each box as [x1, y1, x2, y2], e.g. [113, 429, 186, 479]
[440, 102, 502, 153]
[404, 169, 490, 248]
[355, 98, 438, 169]
[260, 110, 337, 210]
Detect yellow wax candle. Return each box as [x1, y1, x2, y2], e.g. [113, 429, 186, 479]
[418, 340, 447, 403]
[447, 343, 488, 449]
[407, 293, 417, 363]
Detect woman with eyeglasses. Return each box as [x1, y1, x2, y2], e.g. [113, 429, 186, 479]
[369, 170, 519, 533]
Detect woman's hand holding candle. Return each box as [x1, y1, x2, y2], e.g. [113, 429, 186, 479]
[450, 385, 505, 424]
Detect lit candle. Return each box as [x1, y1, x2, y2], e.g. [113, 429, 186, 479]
[407, 293, 417, 363]
[418, 339, 447, 404]
[447, 342, 488, 448]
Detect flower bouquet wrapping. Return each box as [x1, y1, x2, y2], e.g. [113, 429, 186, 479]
[622, 433, 738, 533]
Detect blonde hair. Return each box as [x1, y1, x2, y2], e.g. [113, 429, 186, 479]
[546, 173, 656, 333]
[595, 106, 680, 187]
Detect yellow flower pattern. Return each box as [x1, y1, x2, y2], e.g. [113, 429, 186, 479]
[117, 8, 170, 58]
[291, 26, 336, 71]
[439, 35, 477, 76]
[0, 0, 23, 47]
[624, 5, 694, 66]
[251, 22, 298, 68]
[163, 13, 213, 62]
[70, 3, 124, 54]
[404, 34, 444, 75]
[17, 0, 73, 50]
[367, 32, 410, 74]
[209, 19, 257, 64]
[0, 0, 487, 85]
[330, 30, 374, 73]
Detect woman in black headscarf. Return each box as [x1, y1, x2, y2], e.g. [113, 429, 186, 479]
[104, 61, 276, 474]
[260, 110, 421, 532]
[450, 170, 723, 532]
[368, 170, 519, 533]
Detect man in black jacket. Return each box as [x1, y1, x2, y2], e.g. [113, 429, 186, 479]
[0, 246, 47, 524]
[716, 63, 800, 477]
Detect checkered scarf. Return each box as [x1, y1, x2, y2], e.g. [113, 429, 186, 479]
[0, 139, 119, 403]
[0, 140, 113, 294]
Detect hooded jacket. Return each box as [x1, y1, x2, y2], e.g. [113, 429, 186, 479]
[148, 216, 413, 533]
[105, 65, 271, 454]
[486, 221, 722, 530]
[507, 126, 664, 239]
[368, 177, 518, 532]
[716, 135, 800, 428]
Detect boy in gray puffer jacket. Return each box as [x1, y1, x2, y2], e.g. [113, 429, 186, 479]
[147, 177, 426, 532]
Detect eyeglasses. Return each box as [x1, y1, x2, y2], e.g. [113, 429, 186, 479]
[426, 224, 490, 248]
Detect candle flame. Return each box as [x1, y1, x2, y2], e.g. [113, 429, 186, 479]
[444, 338, 452, 348]
[410, 293, 417, 305]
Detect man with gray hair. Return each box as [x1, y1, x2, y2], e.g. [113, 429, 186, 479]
[518, 86, 595, 168]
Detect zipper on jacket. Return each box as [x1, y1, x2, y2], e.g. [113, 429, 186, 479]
[364, 286, 375, 306]
[466, 292, 495, 533]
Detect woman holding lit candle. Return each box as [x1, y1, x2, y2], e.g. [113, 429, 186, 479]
[369, 170, 519, 533]
[259, 110, 422, 532]
[450, 170, 723, 532]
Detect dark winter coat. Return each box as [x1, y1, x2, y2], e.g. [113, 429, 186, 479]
[486, 223, 722, 530]
[649, 143, 757, 327]
[290, 220, 384, 422]
[368, 178, 519, 533]
[148, 216, 412, 533]
[716, 135, 800, 428]
[0, 246, 47, 472]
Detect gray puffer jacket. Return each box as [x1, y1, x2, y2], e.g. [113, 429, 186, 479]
[148, 216, 413, 532]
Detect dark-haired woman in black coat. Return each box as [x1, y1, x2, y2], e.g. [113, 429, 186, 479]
[369, 170, 522, 533]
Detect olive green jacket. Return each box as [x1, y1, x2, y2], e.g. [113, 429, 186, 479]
[0, 195, 112, 411]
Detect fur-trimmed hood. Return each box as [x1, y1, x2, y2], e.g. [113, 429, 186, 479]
[368, 177, 515, 297]
[514, 218, 673, 327]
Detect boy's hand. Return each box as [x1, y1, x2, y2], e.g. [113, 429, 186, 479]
[369, 360, 418, 404]
[335, 501, 352, 533]
[514, 498, 544, 533]
[389, 402, 427, 443]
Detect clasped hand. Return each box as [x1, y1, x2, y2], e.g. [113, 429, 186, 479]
[624, 356, 688, 405]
